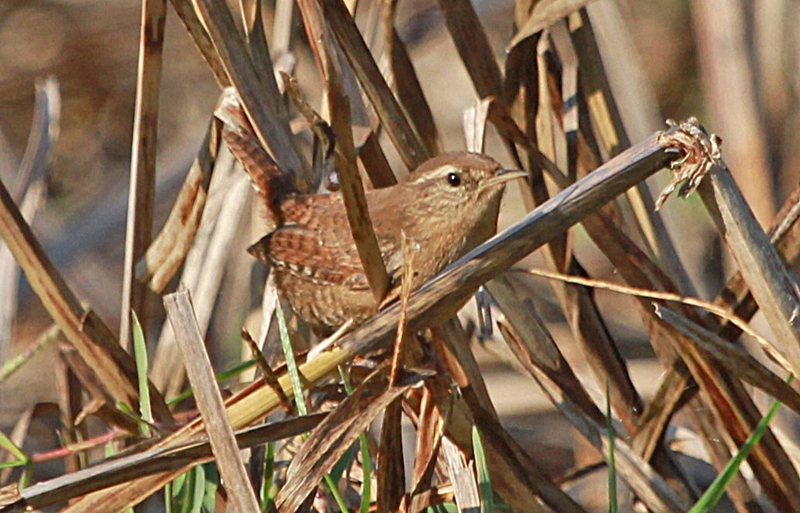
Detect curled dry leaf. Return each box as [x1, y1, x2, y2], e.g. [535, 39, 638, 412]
[655, 117, 723, 210]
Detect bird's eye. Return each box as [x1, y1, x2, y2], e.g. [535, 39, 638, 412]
[447, 172, 461, 187]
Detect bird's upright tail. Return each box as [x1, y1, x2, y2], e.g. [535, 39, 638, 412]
[214, 88, 296, 226]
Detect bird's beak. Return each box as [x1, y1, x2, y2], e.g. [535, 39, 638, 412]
[484, 168, 527, 188]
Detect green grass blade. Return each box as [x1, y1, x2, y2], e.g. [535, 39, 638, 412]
[0, 429, 30, 481]
[260, 442, 275, 511]
[324, 473, 351, 513]
[201, 463, 219, 513]
[688, 375, 793, 513]
[165, 482, 173, 513]
[189, 464, 206, 513]
[359, 432, 372, 513]
[0, 430, 27, 464]
[277, 303, 347, 511]
[339, 366, 373, 513]
[472, 425, 494, 513]
[131, 310, 152, 437]
[276, 302, 305, 415]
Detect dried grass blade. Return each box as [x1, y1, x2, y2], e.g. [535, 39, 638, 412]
[655, 306, 800, 414]
[698, 164, 800, 377]
[150, 152, 246, 397]
[487, 277, 600, 418]
[430, 319, 579, 510]
[168, 0, 229, 87]
[241, 329, 292, 412]
[272, 0, 293, 53]
[441, 437, 480, 512]
[485, 72, 645, 430]
[463, 99, 491, 155]
[579, 208, 800, 509]
[571, 9, 696, 296]
[519, 266, 792, 373]
[179, 175, 252, 393]
[390, 233, 416, 384]
[238, 0, 273, 91]
[659, 317, 800, 511]
[328, 65, 390, 302]
[135, 119, 218, 293]
[632, 366, 689, 461]
[429, 319, 582, 510]
[434, 319, 496, 415]
[688, 380, 789, 513]
[56, 345, 145, 433]
[358, 132, 397, 187]
[436, 0, 503, 99]
[295, 0, 372, 135]
[377, 398, 405, 513]
[645, 365, 773, 508]
[509, 0, 598, 51]
[275, 370, 420, 512]
[408, 386, 447, 500]
[533, 36, 567, 179]
[120, 0, 167, 350]
[711, 179, 800, 338]
[54, 341, 84, 474]
[318, 0, 429, 170]
[382, 1, 440, 155]
[506, 215, 645, 430]
[550, 22, 579, 177]
[517, 43, 643, 432]
[164, 288, 261, 513]
[457, 389, 581, 512]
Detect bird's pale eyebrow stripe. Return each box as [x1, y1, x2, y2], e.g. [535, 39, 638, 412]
[411, 165, 460, 185]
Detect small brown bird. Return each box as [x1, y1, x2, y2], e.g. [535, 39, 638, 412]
[222, 121, 522, 336]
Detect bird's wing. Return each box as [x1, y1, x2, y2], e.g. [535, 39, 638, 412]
[254, 194, 401, 290]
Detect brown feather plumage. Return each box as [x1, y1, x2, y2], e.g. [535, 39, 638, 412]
[219, 108, 519, 336]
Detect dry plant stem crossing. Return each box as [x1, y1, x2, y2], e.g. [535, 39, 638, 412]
[698, 164, 800, 376]
[192, 0, 311, 183]
[319, 0, 430, 170]
[518, 267, 792, 372]
[164, 289, 261, 513]
[48, 128, 677, 513]
[6, 414, 326, 507]
[337, 131, 673, 359]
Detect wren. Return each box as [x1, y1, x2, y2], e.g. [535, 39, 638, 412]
[223, 127, 522, 336]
